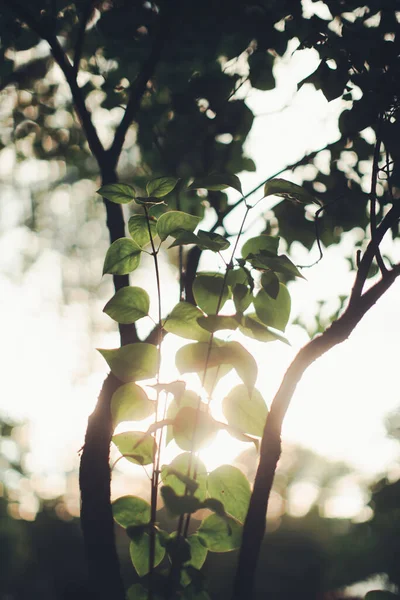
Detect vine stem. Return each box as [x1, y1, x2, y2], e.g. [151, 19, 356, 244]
[144, 204, 163, 600]
[181, 203, 251, 539]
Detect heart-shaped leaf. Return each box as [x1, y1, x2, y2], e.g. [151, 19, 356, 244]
[207, 465, 251, 523]
[254, 284, 291, 331]
[193, 272, 230, 315]
[197, 514, 242, 552]
[103, 238, 141, 275]
[146, 176, 179, 198]
[164, 302, 210, 342]
[98, 183, 136, 204]
[241, 235, 279, 259]
[157, 211, 201, 241]
[103, 286, 150, 324]
[98, 343, 158, 382]
[264, 178, 319, 205]
[111, 382, 154, 427]
[222, 384, 268, 438]
[128, 215, 157, 248]
[173, 406, 219, 451]
[239, 314, 289, 344]
[129, 531, 165, 576]
[112, 431, 156, 465]
[161, 452, 207, 500]
[189, 173, 242, 194]
[112, 495, 151, 528]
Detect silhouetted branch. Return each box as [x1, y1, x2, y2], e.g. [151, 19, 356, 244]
[233, 204, 400, 599]
[3, 1, 106, 164]
[79, 373, 127, 600]
[107, 5, 175, 170]
[72, 0, 94, 76]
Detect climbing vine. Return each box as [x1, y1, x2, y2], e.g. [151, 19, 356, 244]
[98, 174, 312, 599]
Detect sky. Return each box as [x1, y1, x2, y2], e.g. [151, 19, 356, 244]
[1, 24, 400, 522]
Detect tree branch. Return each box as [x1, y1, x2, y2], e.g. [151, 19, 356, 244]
[2, 1, 106, 165]
[79, 373, 127, 600]
[233, 261, 400, 599]
[233, 200, 400, 598]
[107, 5, 174, 170]
[72, 0, 94, 77]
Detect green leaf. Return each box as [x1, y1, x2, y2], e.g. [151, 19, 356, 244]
[103, 238, 141, 275]
[103, 287, 150, 324]
[222, 384, 268, 438]
[241, 235, 279, 259]
[111, 383, 154, 427]
[176, 341, 257, 394]
[264, 178, 319, 205]
[254, 284, 291, 331]
[189, 173, 242, 194]
[157, 211, 201, 242]
[112, 495, 151, 528]
[164, 302, 210, 342]
[197, 514, 242, 552]
[223, 341, 258, 395]
[165, 390, 203, 446]
[173, 406, 219, 451]
[207, 465, 251, 523]
[98, 183, 136, 204]
[112, 431, 156, 465]
[161, 452, 207, 501]
[232, 284, 252, 313]
[129, 531, 165, 576]
[248, 252, 305, 280]
[193, 272, 230, 315]
[226, 268, 249, 288]
[197, 230, 230, 252]
[98, 343, 158, 382]
[175, 342, 221, 375]
[185, 535, 208, 569]
[165, 534, 192, 566]
[197, 315, 238, 333]
[169, 231, 230, 252]
[261, 271, 280, 299]
[146, 176, 179, 198]
[239, 314, 289, 344]
[161, 485, 202, 517]
[128, 215, 157, 248]
[168, 231, 200, 248]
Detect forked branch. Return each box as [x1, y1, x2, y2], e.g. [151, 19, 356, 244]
[233, 200, 400, 598]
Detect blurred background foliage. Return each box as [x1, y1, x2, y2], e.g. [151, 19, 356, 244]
[0, 0, 399, 598]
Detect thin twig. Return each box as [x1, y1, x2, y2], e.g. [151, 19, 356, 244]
[181, 203, 251, 539]
[107, 5, 175, 170]
[72, 0, 94, 76]
[369, 114, 387, 275]
[2, 0, 106, 163]
[144, 204, 163, 600]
